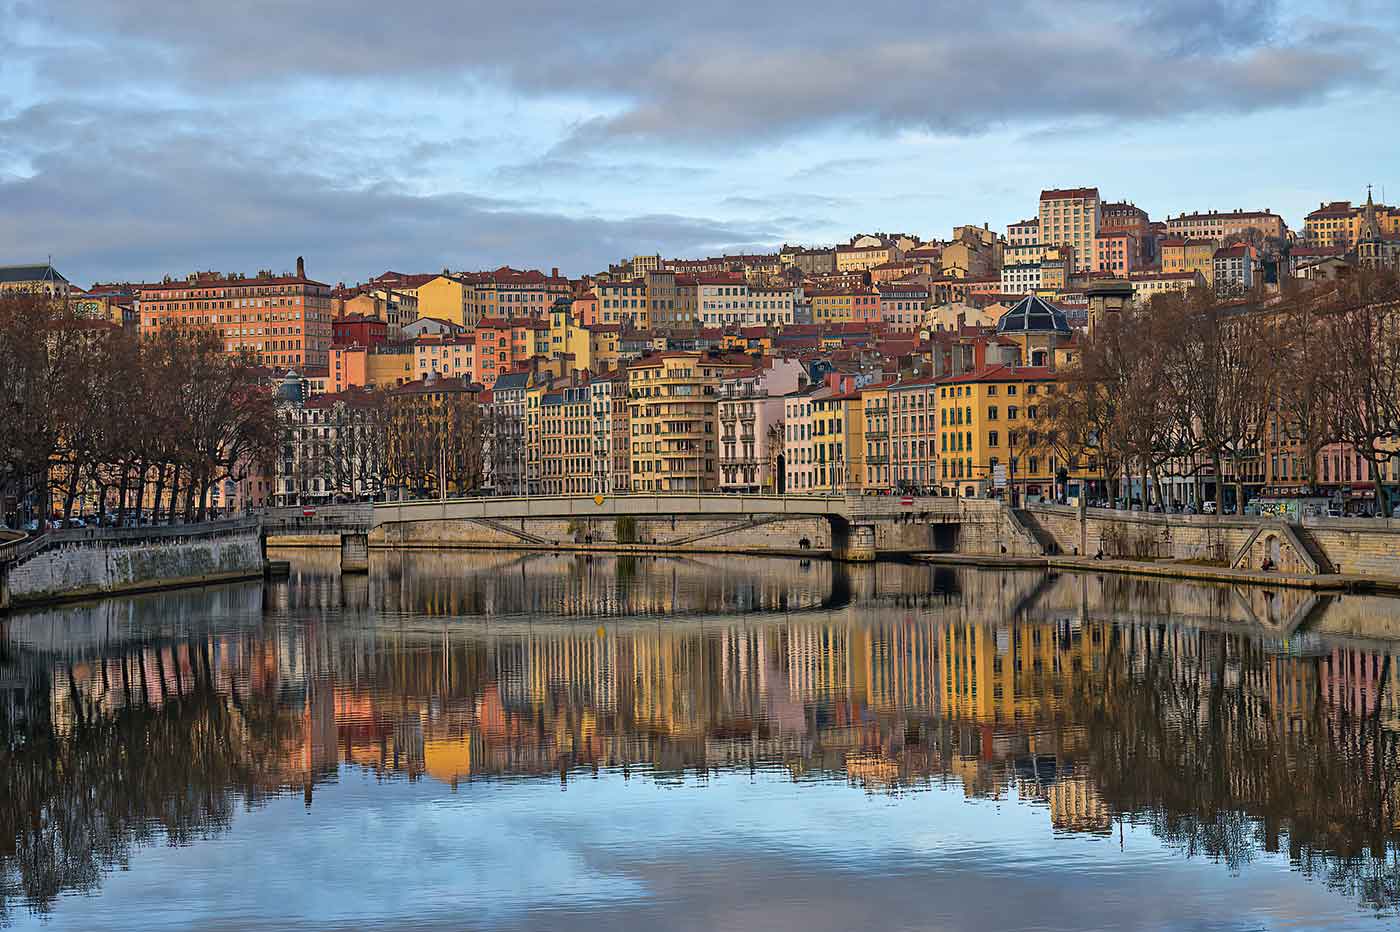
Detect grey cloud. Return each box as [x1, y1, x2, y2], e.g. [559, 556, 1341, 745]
[0, 102, 782, 284]
[13, 1, 1397, 148]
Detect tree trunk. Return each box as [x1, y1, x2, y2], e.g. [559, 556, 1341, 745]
[151, 463, 167, 525]
[165, 464, 181, 525]
[1212, 453, 1224, 515]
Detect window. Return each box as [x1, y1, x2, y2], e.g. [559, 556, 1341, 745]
[988, 406, 998, 421]
[1008, 406, 1019, 420]
[988, 431, 999, 447]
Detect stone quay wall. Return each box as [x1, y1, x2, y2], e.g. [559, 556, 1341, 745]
[1025, 504, 1400, 581]
[0, 520, 265, 610]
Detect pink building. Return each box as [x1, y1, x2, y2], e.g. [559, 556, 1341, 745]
[718, 358, 809, 493]
[1094, 230, 1139, 275]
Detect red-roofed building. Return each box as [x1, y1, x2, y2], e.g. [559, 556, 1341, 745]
[137, 258, 333, 369]
[934, 363, 1078, 500]
[333, 314, 388, 347]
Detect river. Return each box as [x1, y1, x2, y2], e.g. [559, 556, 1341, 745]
[4, 551, 1400, 930]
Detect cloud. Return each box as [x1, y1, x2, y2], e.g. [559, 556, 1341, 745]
[4, 0, 1399, 282]
[0, 100, 782, 284]
[15, 0, 1395, 149]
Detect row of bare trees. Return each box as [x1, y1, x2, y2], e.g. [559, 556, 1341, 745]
[277, 387, 493, 504]
[1034, 271, 1400, 516]
[0, 291, 277, 528]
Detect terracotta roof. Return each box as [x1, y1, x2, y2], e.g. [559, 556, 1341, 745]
[941, 364, 1056, 384]
[1040, 187, 1100, 201]
[138, 273, 327, 292]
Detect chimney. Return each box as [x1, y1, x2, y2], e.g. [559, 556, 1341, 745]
[552, 267, 560, 279]
[296, 256, 306, 278]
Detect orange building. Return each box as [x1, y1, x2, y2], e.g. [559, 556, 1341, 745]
[473, 317, 551, 387]
[137, 258, 333, 368]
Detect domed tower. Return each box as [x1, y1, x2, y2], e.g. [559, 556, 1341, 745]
[995, 294, 1073, 368]
[275, 370, 304, 404]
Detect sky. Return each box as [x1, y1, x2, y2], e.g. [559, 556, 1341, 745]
[1, 0, 1398, 287]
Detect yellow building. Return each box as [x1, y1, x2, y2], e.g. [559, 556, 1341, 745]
[627, 351, 752, 491]
[549, 300, 621, 373]
[416, 274, 471, 327]
[859, 384, 892, 491]
[835, 244, 903, 272]
[1160, 238, 1217, 287]
[810, 287, 879, 324]
[936, 363, 1060, 499]
[1305, 194, 1400, 247]
[643, 270, 689, 331]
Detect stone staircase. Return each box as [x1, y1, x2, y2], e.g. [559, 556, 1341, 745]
[1287, 523, 1335, 574]
[1009, 508, 1061, 555]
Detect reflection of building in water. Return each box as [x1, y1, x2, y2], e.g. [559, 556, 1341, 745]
[1322, 646, 1400, 726]
[1049, 775, 1112, 834]
[941, 620, 1109, 725]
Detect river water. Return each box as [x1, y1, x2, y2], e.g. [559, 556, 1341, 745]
[5, 551, 1400, 930]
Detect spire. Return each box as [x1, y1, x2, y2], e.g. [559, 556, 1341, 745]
[1361, 185, 1382, 242]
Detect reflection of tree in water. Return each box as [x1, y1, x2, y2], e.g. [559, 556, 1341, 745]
[1068, 626, 1400, 913]
[0, 641, 300, 920]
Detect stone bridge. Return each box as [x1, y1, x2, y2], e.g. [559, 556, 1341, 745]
[261, 494, 1030, 570]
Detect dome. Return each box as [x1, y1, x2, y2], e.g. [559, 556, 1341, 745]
[996, 295, 1072, 335]
[275, 370, 304, 403]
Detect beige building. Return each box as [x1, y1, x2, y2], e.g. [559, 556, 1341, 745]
[627, 351, 752, 492]
[835, 244, 903, 272]
[1038, 187, 1101, 273]
[1128, 270, 1204, 302]
[642, 270, 686, 331]
[1164, 209, 1287, 244]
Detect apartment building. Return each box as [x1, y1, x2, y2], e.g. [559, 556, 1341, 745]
[1038, 188, 1101, 272]
[859, 383, 893, 491]
[138, 259, 333, 369]
[889, 377, 940, 492]
[1093, 230, 1139, 275]
[717, 359, 808, 493]
[696, 277, 795, 327]
[935, 365, 1061, 500]
[538, 382, 594, 495]
[1305, 194, 1400, 247]
[329, 342, 414, 393]
[876, 281, 930, 333]
[1164, 209, 1286, 244]
[626, 351, 751, 492]
[835, 243, 903, 272]
[414, 335, 476, 382]
[1213, 244, 1259, 296]
[1128, 270, 1204, 302]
